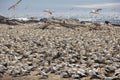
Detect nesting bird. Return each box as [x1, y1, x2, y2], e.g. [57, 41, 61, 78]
[90, 8, 102, 14]
[43, 9, 54, 15]
[8, 0, 22, 10]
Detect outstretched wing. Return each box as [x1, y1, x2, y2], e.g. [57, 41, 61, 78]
[8, 5, 16, 10]
[96, 8, 102, 12]
[16, 0, 22, 5]
[43, 10, 53, 15]
[8, 0, 22, 10]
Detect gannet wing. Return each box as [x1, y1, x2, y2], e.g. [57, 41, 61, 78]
[8, 0, 22, 10]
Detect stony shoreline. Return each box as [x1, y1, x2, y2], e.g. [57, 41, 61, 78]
[0, 17, 120, 80]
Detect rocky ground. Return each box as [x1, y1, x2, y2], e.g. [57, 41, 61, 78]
[0, 18, 120, 80]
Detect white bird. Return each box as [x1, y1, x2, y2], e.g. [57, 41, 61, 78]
[90, 8, 102, 14]
[8, 0, 22, 10]
[43, 9, 54, 15]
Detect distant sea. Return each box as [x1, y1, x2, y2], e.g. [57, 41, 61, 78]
[15, 16, 120, 25]
[12, 12, 120, 25]
[97, 19, 120, 25]
[37, 13, 120, 25]
[38, 16, 120, 25]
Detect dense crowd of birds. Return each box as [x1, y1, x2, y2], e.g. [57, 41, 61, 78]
[0, 18, 120, 80]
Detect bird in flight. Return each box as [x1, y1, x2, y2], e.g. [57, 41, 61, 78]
[90, 8, 102, 14]
[43, 9, 54, 15]
[8, 0, 22, 10]
[69, 8, 74, 10]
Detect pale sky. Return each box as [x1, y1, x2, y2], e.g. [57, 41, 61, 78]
[0, 0, 120, 18]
